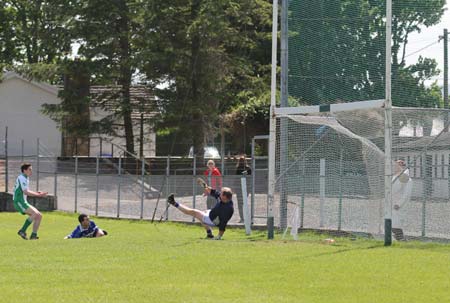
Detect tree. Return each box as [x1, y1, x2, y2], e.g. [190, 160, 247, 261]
[288, 0, 446, 108]
[0, 3, 18, 65]
[140, 0, 273, 156]
[0, 0, 73, 64]
[71, 0, 141, 155]
[41, 60, 91, 156]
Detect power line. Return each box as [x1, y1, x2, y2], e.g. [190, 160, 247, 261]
[405, 39, 441, 59]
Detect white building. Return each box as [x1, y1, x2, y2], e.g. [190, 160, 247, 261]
[0, 71, 156, 157]
[0, 71, 61, 156]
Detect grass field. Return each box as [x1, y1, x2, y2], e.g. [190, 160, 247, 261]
[1, 212, 450, 303]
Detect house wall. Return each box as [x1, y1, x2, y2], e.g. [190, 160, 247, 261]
[396, 151, 450, 199]
[90, 107, 156, 157]
[0, 76, 61, 156]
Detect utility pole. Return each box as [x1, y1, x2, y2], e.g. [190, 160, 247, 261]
[442, 29, 448, 132]
[444, 29, 448, 110]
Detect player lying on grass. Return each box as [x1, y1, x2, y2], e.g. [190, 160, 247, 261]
[64, 214, 108, 239]
[167, 184, 234, 240]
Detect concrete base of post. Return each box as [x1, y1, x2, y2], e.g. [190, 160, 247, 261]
[384, 218, 392, 246]
[267, 216, 274, 239]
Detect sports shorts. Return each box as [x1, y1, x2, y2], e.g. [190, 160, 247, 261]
[202, 210, 216, 227]
[13, 199, 31, 215]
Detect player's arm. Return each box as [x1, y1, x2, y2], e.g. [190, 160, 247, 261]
[197, 178, 212, 195]
[64, 226, 81, 239]
[24, 189, 47, 197]
[204, 187, 212, 196]
[215, 223, 227, 240]
[398, 169, 410, 183]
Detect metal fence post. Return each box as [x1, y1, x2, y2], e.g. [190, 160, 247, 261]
[54, 162, 58, 198]
[192, 156, 197, 223]
[36, 138, 40, 191]
[75, 156, 78, 213]
[87, 138, 90, 157]
[140, 158, 145, 219]
[95, 156, 99, 216]
[337, 149, 343, 231]
[21, 139, 24, 162]
[117, 155, 122, 218]
[251, 138, 255, 224]
[100, 137, 103, 157]
[165, 156, 170, 220]
[4, 126, 8, 192]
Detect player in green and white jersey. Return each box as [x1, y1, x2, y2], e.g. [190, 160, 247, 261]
[13, 163, 47, 240]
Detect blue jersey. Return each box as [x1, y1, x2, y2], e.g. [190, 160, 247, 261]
[209, 189, 234, 231]
[66, 221, 99, 238]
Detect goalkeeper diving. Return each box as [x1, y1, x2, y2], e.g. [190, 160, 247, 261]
[167, 180, 234, 240]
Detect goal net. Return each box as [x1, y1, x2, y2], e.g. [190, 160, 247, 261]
[274, 103, 450, 239]
[274, 0, 449, 240]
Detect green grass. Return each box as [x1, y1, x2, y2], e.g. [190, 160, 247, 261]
[1, 212, 450, 303]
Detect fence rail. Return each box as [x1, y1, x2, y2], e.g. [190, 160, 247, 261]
[3, 128, 450, 241]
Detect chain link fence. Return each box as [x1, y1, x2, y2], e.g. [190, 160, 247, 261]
[0, 130, 270, 226]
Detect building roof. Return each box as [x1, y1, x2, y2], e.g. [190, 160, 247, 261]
[90, 85, 158, 119]
[393, 132, 450, 152]
[1, 71, 59, 95]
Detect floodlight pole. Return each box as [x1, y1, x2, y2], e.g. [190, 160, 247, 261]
[268, 0, 279, 239]
[384, 0, 393, 246]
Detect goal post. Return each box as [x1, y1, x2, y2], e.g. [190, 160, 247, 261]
[270, 101, 450, 239]
[271, 0, 449, 242]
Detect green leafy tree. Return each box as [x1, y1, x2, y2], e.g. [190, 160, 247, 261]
[288, 0, 446, 108]
[0, 0, 73, 64]
[71, 0, 145, 155]
[0, 3, 18, 65]
[140, 0, 273, 156]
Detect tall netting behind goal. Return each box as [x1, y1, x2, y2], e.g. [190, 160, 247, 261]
[276, 0, 449, 239]
[275, 106, 450, 239]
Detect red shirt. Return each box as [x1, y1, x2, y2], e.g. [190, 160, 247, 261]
[204, 167, 222, 189]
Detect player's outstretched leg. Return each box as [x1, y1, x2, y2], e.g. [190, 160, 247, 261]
[168, 194, 203, 218]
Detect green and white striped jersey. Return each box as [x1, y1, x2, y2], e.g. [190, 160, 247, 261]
[13, 174, 29, 203]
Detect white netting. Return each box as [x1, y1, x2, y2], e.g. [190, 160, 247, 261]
[275, 106, 450, 239]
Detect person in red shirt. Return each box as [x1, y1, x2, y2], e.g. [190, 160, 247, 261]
[204, 160, 222, 209]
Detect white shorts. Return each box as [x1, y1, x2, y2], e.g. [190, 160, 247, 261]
[202, 210, 216, 227]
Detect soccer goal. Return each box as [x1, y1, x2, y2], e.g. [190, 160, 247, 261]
[269, 0, 449, 243]
[271, 100, 450, 240]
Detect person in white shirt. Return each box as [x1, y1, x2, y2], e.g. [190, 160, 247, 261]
[392, 160, 412, 241]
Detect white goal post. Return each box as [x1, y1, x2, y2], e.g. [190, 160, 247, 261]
[268, 97, 450, 240]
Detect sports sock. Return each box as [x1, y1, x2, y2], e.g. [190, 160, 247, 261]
[20, 217, 33, 232]
[31, 232, 37, 238]
[207, 229, 212, 235]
